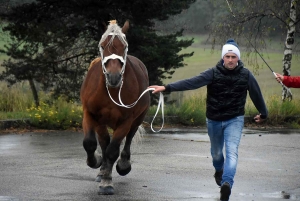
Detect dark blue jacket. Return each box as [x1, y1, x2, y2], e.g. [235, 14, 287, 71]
[165, 60, 268, 120]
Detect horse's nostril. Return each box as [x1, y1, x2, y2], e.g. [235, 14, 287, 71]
[107, 73, 122, 87]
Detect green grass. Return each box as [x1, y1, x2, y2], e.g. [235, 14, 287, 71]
[0, 82, 34, 112]
[166, 35, 300, 102]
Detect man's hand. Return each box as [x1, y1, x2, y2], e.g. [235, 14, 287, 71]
[254, 114, 265, 123]
[148, 85, 166, 94]
[275, 73, 284, 83]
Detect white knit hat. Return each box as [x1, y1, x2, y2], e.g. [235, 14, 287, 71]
[221, 39, 240, 59]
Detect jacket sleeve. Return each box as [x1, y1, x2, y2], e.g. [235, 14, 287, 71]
[282, 76, 300, 88]
[165, 68, 213, 92]
[248, 72, 268, 119]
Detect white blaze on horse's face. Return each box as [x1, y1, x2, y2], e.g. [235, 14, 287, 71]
[99, 28, 128, 88]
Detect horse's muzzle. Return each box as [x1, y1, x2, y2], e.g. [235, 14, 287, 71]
[105, 72, 122, 88]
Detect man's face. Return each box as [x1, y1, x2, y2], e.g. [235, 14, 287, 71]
[223, 53, 239, 70]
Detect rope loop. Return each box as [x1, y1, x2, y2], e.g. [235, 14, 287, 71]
[106, 85, 164, 132]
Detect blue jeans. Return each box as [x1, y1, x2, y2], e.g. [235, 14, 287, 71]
[206, 115, 244, 188]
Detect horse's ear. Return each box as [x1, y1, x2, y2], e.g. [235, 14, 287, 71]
[122, 20, 129, 34]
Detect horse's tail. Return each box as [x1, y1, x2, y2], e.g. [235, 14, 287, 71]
[134, 125, 146, 143]
[130, 125, 146, 153]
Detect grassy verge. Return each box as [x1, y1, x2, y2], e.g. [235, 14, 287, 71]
[148, 93, 300, 129]
[0, 82, 82, 130]
[1, 81, 300, 130]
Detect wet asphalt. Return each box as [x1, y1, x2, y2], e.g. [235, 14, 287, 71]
[0, 127, 300, 201]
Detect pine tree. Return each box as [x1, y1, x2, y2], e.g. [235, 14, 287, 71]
[0, 0, 195, 105]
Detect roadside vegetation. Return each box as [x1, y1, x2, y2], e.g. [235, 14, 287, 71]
[1, 81, 300, 130]
[1, 35, 300, 130]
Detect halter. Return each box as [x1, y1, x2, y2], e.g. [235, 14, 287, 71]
[99, 32, 128, 88]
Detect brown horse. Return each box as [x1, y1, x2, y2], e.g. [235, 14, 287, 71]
[80, 20, 150, 195]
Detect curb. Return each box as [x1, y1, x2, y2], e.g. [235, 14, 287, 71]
[0, 119, 30, 130]
[1, 116, 299, 130]
[144, 115, 255, 125]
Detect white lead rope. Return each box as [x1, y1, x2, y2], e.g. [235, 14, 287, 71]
[106, 83, 164, 132]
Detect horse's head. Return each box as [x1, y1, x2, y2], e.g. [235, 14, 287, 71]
[99, 20, 129, 88]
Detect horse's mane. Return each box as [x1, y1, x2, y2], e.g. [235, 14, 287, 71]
[88, 57, 101, 71]
[99, 20, 128, 47]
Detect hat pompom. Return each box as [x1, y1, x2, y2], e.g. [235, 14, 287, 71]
[225, 39, 239, 49]
[226, 39, 235, 43]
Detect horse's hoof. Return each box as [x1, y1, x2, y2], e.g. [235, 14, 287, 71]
[116, 161, 131, 176]
[98, 186, 114, 195]
[95, 175, 102, 182]
[87, 154, 102, 169]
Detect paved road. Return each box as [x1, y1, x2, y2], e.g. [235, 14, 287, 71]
[0, 128, 300, 201]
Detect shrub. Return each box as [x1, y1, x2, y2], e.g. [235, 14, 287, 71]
[27, 96, 82, 129]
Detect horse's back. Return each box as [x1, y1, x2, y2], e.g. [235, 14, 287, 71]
[126, 55, 149, 94]
[127, 55, 148, 79]
[80, 57, 102, 103]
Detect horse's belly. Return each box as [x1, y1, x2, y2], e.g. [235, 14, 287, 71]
[96, 108, 128, 127]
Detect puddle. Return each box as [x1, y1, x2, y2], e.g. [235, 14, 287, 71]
[239, 191, 300, 200]
[0, 141, 20, 155]
[183, 191, 219, 200]
[261, 191, 300, 200]
[147, 127, 208, 134]
[147, 127, 300, 135]
[173, 153, 208, 158]
[147, 133, 209, 142]
[0, 196, 19, 201]
[0, 143, 18, 151]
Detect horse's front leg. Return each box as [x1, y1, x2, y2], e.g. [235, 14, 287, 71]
[82, 111, 103, 169]
[95, 125, 110, 182]
[98, 123, 131, 195]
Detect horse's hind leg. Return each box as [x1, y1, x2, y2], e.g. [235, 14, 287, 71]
[82, 111, 102, 169]
[116, 126, 139, 176]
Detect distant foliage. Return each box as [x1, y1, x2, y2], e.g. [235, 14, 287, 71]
[0, 0, 195, 105]
[205, 0, 300, 66]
